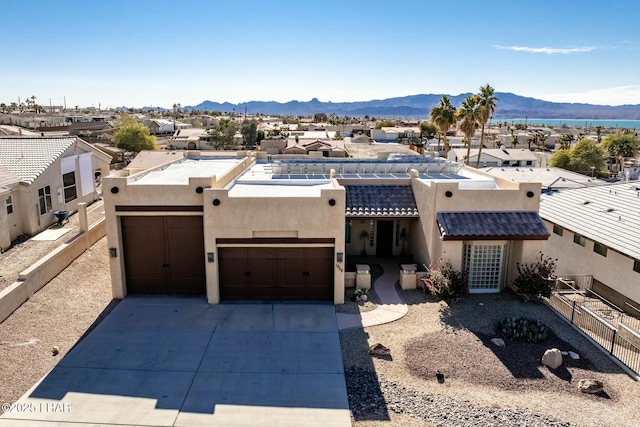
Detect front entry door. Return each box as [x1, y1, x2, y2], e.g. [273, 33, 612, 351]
[376, 220, 394, 257]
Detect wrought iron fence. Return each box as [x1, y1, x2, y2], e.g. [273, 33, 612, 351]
[548, 291, 640, 376]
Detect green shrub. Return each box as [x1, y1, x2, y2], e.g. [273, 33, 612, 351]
[496, 316, 549, 343]
[421, 258, 468, 302]
[512, 252, 557, 298]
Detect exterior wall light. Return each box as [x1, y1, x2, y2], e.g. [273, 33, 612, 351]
[526, 191, 535, 198]
[109, 248, 117, 258]
[213, 199, 221, 206]
[110, 187, 119, 194]
[445, 191, 453, 198]
[329, 198, 336, 206]
[336, 252, 344, 262]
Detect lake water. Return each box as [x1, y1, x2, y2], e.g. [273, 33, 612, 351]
[503, 119, 640, 129]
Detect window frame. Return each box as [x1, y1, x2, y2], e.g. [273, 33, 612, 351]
[593, 242, 608, 257]
[62, 171, 78, 203]
[573, 233, 586, 247]
[5, 195, 12, 215]
[552, 224, 563, 236]
[38, 186, 53, 215]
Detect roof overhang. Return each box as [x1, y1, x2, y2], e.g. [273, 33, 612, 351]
[437, 211, 550, 241]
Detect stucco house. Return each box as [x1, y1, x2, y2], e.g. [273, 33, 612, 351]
[103, 152, 548, 304]
[539, 182, 640, 311]
[449, 148, 539, 168]
[0, 137, 112, 248]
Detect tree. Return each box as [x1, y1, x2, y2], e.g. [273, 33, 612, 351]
[550, 139, 606, 176]
[419, 121, 437, 140]
[456, 95, 482, 165]
[208, 117, 239, 149]
[430, 95, 457, 156]
[374, 119, 395, 129]
[0, 103, 6, 113]
[557, 133, 575, 150]
[114, 122, 157, 153]
[240, 120, 258, 146]
[548, 150, 571, 169]
[475, 84, 498, 167]
[601, 131, 639, 175]
[569, 139, 606, 175]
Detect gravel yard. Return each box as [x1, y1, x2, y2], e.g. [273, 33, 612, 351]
[340, 287, 640, 427]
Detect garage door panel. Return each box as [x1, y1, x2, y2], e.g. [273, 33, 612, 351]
[122, 217, 167, 294]
[166, 217, 206, 294]
[122, 216, 205, 295]
[307, 248, 334, 300]
[219, 248, 249, 300]
[218, 246, 334, 301]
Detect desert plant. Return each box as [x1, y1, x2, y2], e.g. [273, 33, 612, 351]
[512, 252, 557, 298]
[496, 316, 549, 343]
[421, 258, 468, 301]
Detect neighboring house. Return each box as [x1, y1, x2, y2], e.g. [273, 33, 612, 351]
[67, 121, 115, 143]
[144, 119, 175, 135]
[262, 138, 348, 157]
[481, 167, 606, 192]
[168, 128, 209, 150]
[539, 182, 640, 310]
[0, 137, 111, 247]
[103, 152, 548, 305]
[371, 128, 399, 142]
[449, 147, 538, 167]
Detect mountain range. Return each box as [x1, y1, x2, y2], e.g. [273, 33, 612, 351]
[175, 92, 640, 120]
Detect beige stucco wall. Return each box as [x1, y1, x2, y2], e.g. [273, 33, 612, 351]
[410, 171, 545, 288]
[542, 220, 640, 305]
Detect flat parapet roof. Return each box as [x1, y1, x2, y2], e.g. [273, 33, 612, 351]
[128, 157, 244, 185]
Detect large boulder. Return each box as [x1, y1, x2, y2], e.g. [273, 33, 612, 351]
[542, 348, 563, 369]
[578, 379, 604, 394]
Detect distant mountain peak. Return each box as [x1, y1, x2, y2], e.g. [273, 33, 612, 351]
[179, 93, 640, 120]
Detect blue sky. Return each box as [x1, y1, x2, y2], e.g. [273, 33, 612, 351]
[2, 0, 639, 109]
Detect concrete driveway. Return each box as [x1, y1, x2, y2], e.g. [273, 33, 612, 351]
[0, 297, 351, 427]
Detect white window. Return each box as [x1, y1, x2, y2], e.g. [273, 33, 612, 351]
[463, 243, 506, 293]
[6, 196, 13, 215]
[39, 186, 52, 215]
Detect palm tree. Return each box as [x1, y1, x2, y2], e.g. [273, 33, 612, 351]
[430, 95, 457, 157]
[475, 84, 498, 167]
[456, 95, 482, 166]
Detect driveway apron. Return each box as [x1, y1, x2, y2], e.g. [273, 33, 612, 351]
[0, 297, 351, 427]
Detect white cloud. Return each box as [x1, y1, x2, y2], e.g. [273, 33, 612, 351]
[493, 45, 595, 54]
[538, 85, 640, 106]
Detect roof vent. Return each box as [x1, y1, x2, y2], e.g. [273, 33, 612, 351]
[582, 201, 591, 205]
[605, 208, 615, 213]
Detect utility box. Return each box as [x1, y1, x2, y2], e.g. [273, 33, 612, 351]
[356, 264, 371, 290]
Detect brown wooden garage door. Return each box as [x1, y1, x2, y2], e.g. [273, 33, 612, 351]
[122, 216, 205, 295]
[219, 247, 333, 301]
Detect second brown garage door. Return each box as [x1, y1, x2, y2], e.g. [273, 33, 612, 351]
[219, 247, 333, 301]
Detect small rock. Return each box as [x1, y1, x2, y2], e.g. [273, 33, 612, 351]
[52, 346, 60, 356]
[435, 370, 445, 383]
[569, 351, 580, 360]
[578, 379, 603, 394]
[490, 338, 505, 347]
[561, 351, 568, 355]
[368, 343, 391, 356]
[542, 348, 563, 369]
[478, 303, 484, 306]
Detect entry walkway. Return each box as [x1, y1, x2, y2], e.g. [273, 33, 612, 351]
[0, 297, 351, 427]
[336, 262, 409, 330]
